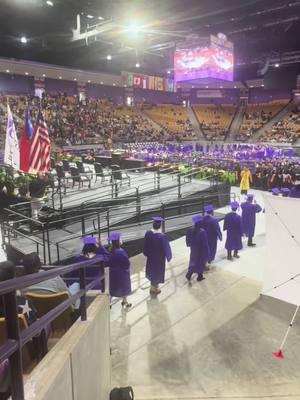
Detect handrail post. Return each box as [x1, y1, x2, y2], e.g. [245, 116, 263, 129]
[81, 204, 86, 236]
[97, 211, 101, 240]
[157, 167, 161, 193]
[46, 223, 51, 265]
[161, 203, 166, 233]
[3, 291, 24, 400]
[136, 187, 141, 222]
[42, 225, 46, 265]
[58, 177, 63, 211]
[79, 266, 87, 321]
[177, 174, 182, 199]
[107, 208, 110, 240]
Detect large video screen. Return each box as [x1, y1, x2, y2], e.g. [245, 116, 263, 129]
[174, 34, 234, 82]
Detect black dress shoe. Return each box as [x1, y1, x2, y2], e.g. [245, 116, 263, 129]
[227, 256, 234, 261]
[197, 274, 205, 281]
[186, 272, 192, 281]
[234, 254, 240, 259]
[248, 243, 256, 247]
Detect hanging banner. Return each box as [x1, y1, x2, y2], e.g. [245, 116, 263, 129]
[121, 71, 175, 92]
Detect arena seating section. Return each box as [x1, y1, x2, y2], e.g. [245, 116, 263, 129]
[259, 105, 300, 143]
[192, 104, 236, 141]
[142, 104, 195, 140]
[1, 95, 299, 145]
[236, 100, 289, 141]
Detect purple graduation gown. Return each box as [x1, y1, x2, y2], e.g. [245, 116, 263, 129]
[241, 202, 262, 238]
[108, 248, 131, 297]
[203, 215, 222, 262]
[66, 254, 105, 290]
[186, 227, 209, 273]
[223, 212, 243, 251]
[143, 231, 172, 284]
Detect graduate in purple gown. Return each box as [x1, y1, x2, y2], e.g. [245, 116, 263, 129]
[69, 236, 107, 290]
[241, 194, 262, 247]
[185, 215, 210, 282]
[108, 232, 132, 309]
[143, 217, 172, 295]
[202, 205, 222, 264]
[289, 184, 300, 198]
[223, 201, 243, 261]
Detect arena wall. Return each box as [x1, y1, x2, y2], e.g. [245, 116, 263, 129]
[24, 295, 111, 400]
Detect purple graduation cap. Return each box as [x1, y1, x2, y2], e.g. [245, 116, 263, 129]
[272, 188, 280, 196]
[246, 194, 254, 200]
[152, 216, 165, 222]
[108, 232, 121, 241]
[81, 236, 97, 245]
[192, 215, 203, 223]
[230, 201, 240, 209]
[204, 205, 214, 213]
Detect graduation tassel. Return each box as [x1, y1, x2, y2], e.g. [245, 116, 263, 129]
[273, 305, 299, 359]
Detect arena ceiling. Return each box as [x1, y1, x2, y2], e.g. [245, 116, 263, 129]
[0, 0, 300, 80]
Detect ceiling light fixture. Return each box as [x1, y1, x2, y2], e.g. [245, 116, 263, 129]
[42, 74, 46, 77]
[98, 16, 104, 20]
[87, 15, 94, 19]
[6, 69, 10, 73]
[113, 83, 116, 86]
[20, 36, 27, 44]
[88, 80, 91, 83]
[46, 0, 54, 6]
[59, 76, 62, 79]
[100, 81, 104, 84]
[275, 63, 280, 67]
[25, 72, 29, 75]
[106, 55, 112, 60]
[167, 70, 171, 74]
[135, 62, 140, 68]
[74, 78, 77, 81]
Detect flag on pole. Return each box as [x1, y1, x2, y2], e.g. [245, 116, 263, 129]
[4, 104, 20, 170]
[29, 110, 51, 173]
[19, 107, 34, 173]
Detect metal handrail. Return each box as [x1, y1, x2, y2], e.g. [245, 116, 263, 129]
[0, 256, 107, 400]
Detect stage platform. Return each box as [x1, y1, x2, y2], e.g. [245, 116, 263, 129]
[4, 173, 231, 264]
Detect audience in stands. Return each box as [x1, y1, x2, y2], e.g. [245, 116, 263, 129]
[259, 106, 300, 143]
[192, 104, 235, 141]
[22, 253, 80, 302]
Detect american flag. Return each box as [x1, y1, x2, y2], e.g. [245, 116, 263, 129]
[29, 110, 51, 173]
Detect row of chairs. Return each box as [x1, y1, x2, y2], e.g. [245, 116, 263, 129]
[0, 292, 73, 374]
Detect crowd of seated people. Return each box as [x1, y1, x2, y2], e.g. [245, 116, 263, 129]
[192, 104, 236, 141]
[0, 94, 165, 146]
[258, 105, 300, 143]
[142, 104, 196, 141]
[235, 101, 289, 142]
[0, 94, 200, 146]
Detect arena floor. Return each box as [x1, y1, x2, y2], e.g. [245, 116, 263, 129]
[110, 188, 300, 400]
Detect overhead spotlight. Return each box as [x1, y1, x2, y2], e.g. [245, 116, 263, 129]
[6, 69, 10, 73]
[59, 76, 62, 79]
[113, 83, 116, 86]
[135, 62, 140, 68]
[42, 73, 46, 77]
[250, 85, 254, 88]
[25, 72, 29, 75]
[127, 23, 141, 33]
[106, 55, 112, 60]
[20, 36, 27, 44]
[275, 63, 280, 67]
[100, 81, 104, 85]
[87, 15, 94, 19]
[261, 84, 264, 87]
[88, 80, 91, 83]
[46, 0, 54, 6]
[74, 78, 77, 81]
[167, 70, 171, 74]
[98, 16, 104, 20]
